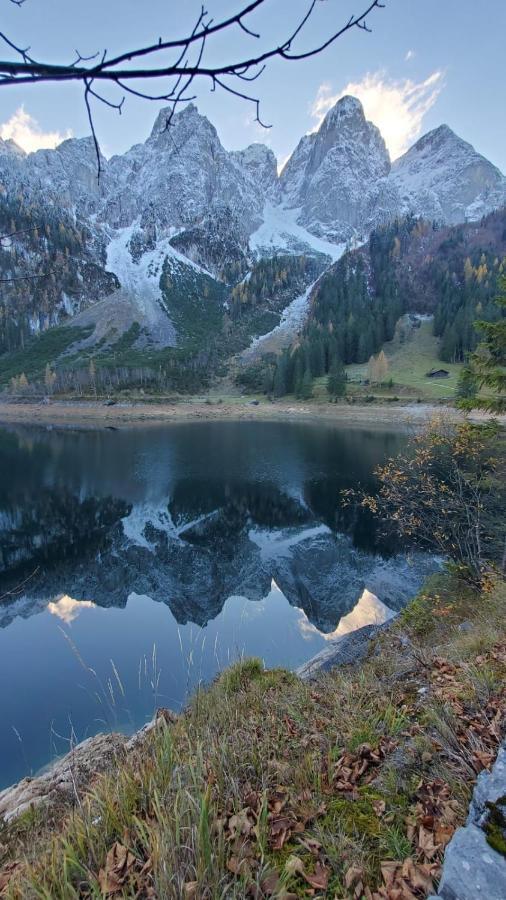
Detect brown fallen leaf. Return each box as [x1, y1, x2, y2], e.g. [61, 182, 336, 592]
[228, 807, 254, 839]
[270, 815, 295, 850]
[0, 861, 20, 895]
[372, 798, 386, 817]
[302, 861, 330, 891]
[227, 855, 249, 876]
[345, 865, 365, 890]
[297, 836, 322, 856]
[260, 871, 280, 895]
[98, 842, 136, 895]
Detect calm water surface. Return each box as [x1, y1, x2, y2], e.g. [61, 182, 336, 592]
[0, 420, 433, 789]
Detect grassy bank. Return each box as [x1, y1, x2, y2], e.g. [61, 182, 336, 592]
[1, 574, 505, 899]
[344, 320, 463, 402]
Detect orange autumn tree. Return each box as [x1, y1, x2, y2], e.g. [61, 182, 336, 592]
[344, 417, 505, 586]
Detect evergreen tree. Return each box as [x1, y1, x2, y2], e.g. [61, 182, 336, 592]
[459, 276, 506, 413]
[298, 369, 313, 400]
[327, 357, 346, 398]
[273, 351, 289, 397]
[456, 366, 478, 402]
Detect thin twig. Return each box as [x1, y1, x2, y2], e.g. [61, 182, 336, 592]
[0, 1, 385, 173]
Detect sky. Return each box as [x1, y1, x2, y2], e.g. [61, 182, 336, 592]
[0, 0, 505, 173]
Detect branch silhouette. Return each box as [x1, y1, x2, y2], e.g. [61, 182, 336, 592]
[0, 0, 386, 175]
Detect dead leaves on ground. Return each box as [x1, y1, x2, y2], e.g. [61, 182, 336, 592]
[0, 861, 19, 896]
[411, 778, 459, 857]
[221, 783, 329, 894]
[373, 859, 439, 900]
[332, 738, 398, 795]
[429, 648, 506, 775]
[97, 841, 154, 897]
[221, 641, 506, 898]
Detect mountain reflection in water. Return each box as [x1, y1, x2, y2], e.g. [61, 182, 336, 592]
[0, 420, 438, 789]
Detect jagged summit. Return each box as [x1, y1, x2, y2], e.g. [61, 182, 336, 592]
[0, 137, 25, 158]
[147, 102, 218, 149]
[322, 94, 366, 122]
[280, 94, 392, 242]
[0, 97, 503, 243]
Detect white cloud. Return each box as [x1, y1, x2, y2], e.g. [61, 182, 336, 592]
[405, 49, 415, 61]
[310, 70, 444, 160]
[0, 106, 72, 154]
[47, 594, 95, 624]
[277, 152, 291, 175]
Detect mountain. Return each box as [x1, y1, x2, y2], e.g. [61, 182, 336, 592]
[103, 104, 269, 236]
[280, 95, 398, 242]
[0, 96, 504, 391]
[391, 124, 506, 224]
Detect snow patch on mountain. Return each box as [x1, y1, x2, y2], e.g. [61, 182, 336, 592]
[249, 524, 332, 562]
[104, 225, 177, 346]
[249, 203, 344, 260]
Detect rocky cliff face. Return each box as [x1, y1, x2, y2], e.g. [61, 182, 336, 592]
[103, 104, 268, 236]
[2, 95, 503, 256]
[280, 96, 397, 242]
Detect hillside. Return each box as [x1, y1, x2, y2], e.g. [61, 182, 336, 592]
[252, 208, 506, 400]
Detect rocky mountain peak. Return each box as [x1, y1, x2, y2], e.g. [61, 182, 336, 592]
[0, 137, 26, 158]
[391, 123, 506, 224]
[280, 94, 391, 242]
[148, 102, 219, 153]
[230, 142, 279, 201]
[322, 94, 366, 124]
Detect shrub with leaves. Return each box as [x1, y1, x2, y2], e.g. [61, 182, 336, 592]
[346, 417, 505, 586]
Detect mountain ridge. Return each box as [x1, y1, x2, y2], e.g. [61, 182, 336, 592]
[0, 95, 504, 386]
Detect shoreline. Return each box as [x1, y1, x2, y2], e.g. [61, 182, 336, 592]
[0, 398, 488, 430]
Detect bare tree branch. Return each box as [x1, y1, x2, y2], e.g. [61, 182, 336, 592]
[0, 0, 386, 173]
[0, 567, 39, 602]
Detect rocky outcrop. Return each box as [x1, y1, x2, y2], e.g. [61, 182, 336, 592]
[297, 620, 394, 679]
[430, 739, 506, 900]
[0, 709, 176, 825]
[0, 732, 126, 824]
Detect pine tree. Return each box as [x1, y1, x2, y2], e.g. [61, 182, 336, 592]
[327, 357, 346, 398]
[456, 366, 478, 401]
[273, 352, 288, 397]
[459, 276, 506, 413]
[298, 369, 313, 400]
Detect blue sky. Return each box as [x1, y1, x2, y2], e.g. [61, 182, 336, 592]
[0, 0, 505, 172]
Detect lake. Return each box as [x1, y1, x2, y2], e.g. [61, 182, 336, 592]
[0, 420, 435, 789]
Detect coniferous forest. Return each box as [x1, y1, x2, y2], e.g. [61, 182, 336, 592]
[257, 209, 506, 397]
